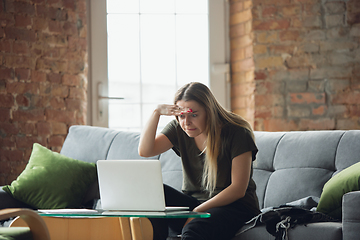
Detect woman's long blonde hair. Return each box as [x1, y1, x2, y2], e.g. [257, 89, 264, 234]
[174, 82, 255, 195]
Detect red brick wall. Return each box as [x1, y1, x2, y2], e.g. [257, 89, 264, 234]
[230, 0, 360, 131]
[0, 0, 88, 185]
[251, 0, 360, 131]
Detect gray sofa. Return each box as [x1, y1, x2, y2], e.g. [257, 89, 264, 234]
[2, 125, 360, 240]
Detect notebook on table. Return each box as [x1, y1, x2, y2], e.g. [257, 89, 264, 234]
[96, 159, 189, 212]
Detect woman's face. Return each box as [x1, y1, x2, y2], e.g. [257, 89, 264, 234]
[176, 100, 207, 138]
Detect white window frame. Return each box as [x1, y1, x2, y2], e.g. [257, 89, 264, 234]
[87, 0, 230, 127]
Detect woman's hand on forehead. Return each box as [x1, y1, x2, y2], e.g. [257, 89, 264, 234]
[179, 107, 193, 115]
[156, 104, 184, 116]
[156, 103, 195, 116]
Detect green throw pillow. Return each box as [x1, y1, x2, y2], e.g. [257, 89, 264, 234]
[2, 143, 97, 209]
[317, 162, 360, 219]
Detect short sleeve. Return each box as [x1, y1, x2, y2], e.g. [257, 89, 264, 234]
[222, 125, 258, 162]
[161, 120, 181, 156]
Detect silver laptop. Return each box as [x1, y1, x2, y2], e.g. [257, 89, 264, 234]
[96, 159, 188, 212]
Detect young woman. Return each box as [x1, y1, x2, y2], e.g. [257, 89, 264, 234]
[138, 82, 260, 240]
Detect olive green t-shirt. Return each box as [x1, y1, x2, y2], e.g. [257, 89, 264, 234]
[161, 119, 260, 214]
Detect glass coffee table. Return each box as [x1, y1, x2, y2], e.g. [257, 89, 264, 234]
[11, 209, 210, 240]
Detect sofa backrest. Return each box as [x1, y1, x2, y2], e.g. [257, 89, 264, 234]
[253, 130, 360, 209]
[60, 125, 183, 194]
[61, 126, 360, 210]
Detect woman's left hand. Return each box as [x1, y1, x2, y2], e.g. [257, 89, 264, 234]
[184, 206, 202, 227]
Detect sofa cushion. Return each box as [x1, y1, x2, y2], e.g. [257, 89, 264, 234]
[264, 168, 331, 208]
[3, 143, 97, 209]
[107, 131, 158, 160]
[334, 130, 360, 174]
[317, 162, 360, 219]
[254, 131, 344, 209]
[60, 125, 120, 164]
[158, 149, 183, 192]
[252, 131, 285, 209]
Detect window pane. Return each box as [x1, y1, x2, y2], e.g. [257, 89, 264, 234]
[106, 0, 210, 131]
[109, 103, 141, 130]
[108, 82, 140, 103]
[142, 103, 176, 131]
[140, 0, 175, 13]
[176, 0, 208, 14]
[107, 14, 140, 83]
[142, 83, 176, 103]
[140, 15, 176, 85]
[107, 0, 139, 14]
[176, 14, 209, 85]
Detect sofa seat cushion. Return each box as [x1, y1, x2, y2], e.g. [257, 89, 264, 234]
[3, 144, 97, 209]
[235, 222, 342, 240]
[0, 227, 33, 240]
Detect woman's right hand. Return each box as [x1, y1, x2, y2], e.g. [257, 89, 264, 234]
[156, 104, 184, 116]
[138, 104, 176, 158]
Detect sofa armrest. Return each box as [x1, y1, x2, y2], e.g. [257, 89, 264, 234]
[342, 190, 360, 240]
[0, 188, 33, 210]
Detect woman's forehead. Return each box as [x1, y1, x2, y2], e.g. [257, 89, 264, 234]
[176, 100, 202, 108]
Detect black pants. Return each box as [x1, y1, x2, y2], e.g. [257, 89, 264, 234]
[150, 184, 257, 240]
